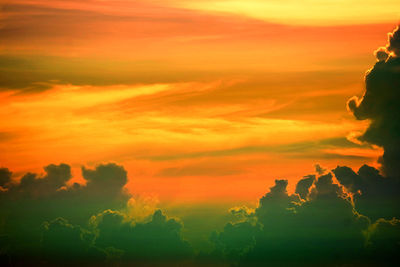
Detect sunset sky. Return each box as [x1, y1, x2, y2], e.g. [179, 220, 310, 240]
[1, 0, 399, 205]
[2, 1, 400, 265]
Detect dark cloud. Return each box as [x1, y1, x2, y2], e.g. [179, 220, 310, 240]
[314, 163, 326, 175]
[1, 162, 399, 266]
[0, 163, 130, 225]
[0, 164, 74, 262]
[387, 26, 400, 56]
[295, 174, 315, 200]
[209, 221, 261, 263]
[333, 164, 400, 221]
[308, 172, 342, 198]
[0, 163, 128, 263]
[348, 26, 400, 177]
[255, 179, 299, 223]
[0, 162, 195, 265]
[365, 218, 400, 264]
[82, 163, 128, 200]
[41, 217, 103, 262]
[90, 209, 192, 262]
[211, 174, 370, 266]
[0, 168, 11, 188]
[374, 47, 389, 62]
[4, 163, 71, 199]
[41, 209, 194, 264]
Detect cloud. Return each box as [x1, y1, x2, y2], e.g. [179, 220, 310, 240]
[127, 194, 160, 222]
[0, 168, 11, 188]
[41, 217, 103, 262]
[90, 209, 193, 262]
[374, 47, 389, 62]
[365, 218, 400, 264]
[209, 220, 261, 262]
[0, 162, 196, 264]
[0, 163, 131, 262]
[295, 174, 315, 200]
[211, 173, 370, 265]
[314, 163, 326, 175]
[81, 163, 129, 200]
[347, 26, 400, 177]
[387, 26, 400, 56]
[255, 179, 299, 222]
[333, 164, 400, 221]
[0, 161, 399, 265]
[0, 55, 219, 92]
[229, 206, 255, 221]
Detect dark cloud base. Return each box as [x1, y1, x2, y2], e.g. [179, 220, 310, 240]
[0, 163, 193, 266]
[211, 168, 400, 267]
[1, 161, 399, 266]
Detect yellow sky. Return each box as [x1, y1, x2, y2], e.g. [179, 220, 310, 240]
[174, 0, 400, 25]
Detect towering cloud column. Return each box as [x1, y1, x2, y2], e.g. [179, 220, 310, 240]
[348, 26, 400, 178]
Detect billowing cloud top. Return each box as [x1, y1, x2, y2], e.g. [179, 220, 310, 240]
[348, 26, 400, 177]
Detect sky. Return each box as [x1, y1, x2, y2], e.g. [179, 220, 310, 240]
[1, 0, 400, 266]
[1, 0, 397, 204]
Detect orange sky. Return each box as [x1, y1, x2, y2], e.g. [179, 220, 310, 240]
[0, 0, 398, 204]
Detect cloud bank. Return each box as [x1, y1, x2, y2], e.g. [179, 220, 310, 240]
[0, 163, 192, 265]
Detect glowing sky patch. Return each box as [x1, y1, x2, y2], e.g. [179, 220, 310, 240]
[177, 0, 400, 25]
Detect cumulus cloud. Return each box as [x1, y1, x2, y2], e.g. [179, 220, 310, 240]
[365, 218, 400, 264]
[387, 26, 400, 56]
[0, 168, 11, 189]
[90, 209, 192, 262]
[333, 164, 400, 221]
[210, 220, 261, 262]
[41, 217, 103, 262]
[255, 179, 299, 223]
[10, 206, 194, 265]
[0, 162, 193, 264]
[127, 194, 160, 222]
[295, 174, 315, 200]
[374, 47, 389, 62]
[347, 26, 400, 177]
[229, 206, 256, 222]
[7, 163, 72, 198]
[0, 163, 130, 228]
[211, 173, 370, 265]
